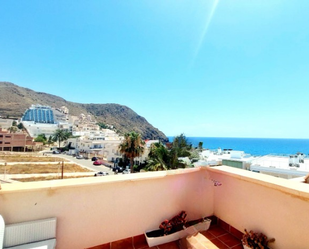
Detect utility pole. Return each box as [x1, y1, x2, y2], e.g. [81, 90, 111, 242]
[61, 161, 64, 179]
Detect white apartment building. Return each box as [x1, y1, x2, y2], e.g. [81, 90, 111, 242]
[23, 123, 59, 138]
[250, 154, 309, 179]
[21, 105, 72, 138]
[67, 130, 123, 161]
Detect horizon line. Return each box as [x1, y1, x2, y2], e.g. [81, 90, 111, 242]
[166, 136, 309, 140]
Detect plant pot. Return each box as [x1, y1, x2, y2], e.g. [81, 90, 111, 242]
[145, 217, 211, 247]
[188, 218, 212, 232]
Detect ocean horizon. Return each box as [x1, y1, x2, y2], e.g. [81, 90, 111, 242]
[167, 136, 309, 156]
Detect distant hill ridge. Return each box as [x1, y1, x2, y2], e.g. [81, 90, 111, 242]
[0, 82, 168, 141]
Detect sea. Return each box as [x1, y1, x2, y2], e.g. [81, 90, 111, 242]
[167, 137, 309, 157]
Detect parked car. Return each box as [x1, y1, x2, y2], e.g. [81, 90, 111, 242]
[93, 160, 103, 166]
[91, 157, 98, 161]
[102, 161, 112, 167]
[112, 166, 124, 172]
[52, 150, 60, 154]
[122, 169, 131, 174]
[94, 171, 109, 176]
[76, 155, 84, 159]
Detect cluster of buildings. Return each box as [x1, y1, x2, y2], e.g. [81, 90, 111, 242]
[195, 148, 309, 180]
[66, 129, 123, 161]
[0, 104, 158, 163]
[2, 104, 309, 181]
[0, 104, 122, 156]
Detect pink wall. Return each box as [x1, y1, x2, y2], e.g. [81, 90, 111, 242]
[208, 166, 309, 249]
[2, 166, 308, 248]
[0, 168, 213, 249]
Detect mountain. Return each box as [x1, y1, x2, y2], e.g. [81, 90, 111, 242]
[0, 82, 168, 141]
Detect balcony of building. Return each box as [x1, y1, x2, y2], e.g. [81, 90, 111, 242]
[1, 166, 309, 249]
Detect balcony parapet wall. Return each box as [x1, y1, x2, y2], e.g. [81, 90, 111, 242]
[0, 168, 213, 249]
[207, 166, 309, 249]
[2, 166, 309, 249]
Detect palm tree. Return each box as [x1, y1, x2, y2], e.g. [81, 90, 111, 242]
[53, 129, 70, 149]
[146, 142, 169, 171]
[119, 132, 145, 173]
[8, 126, 18, 133]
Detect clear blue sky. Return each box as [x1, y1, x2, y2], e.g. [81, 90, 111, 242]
[1, 0, 309, 138]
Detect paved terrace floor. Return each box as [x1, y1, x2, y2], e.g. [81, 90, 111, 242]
[87, 218, 244, 249]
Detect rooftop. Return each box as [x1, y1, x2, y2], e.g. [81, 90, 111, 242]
[1, 166, 309, 248]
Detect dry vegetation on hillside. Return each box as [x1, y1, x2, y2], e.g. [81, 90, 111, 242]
[0, 82, 168, 141]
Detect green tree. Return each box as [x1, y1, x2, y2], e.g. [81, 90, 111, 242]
[198, 141, 203, 151]
[17, 123, 24, 130]
[34, 134, 47, 144]
[172, 134, 192, 157]
[12, 120, 17, 126]
[166, 134, 192, 169]
[171, 134, 191, 164]
[34, 136, 46, 144]
[38, 133, 47, 140]
[97, 122, 108, 129]
[146, 142, 169, 171]
[52, 129, 70, 149]
[119, 131, 145, 173]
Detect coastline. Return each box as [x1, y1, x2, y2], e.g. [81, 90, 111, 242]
[167, 136, 309, 156]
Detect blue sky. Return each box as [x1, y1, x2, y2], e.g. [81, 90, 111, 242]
[1, 0, 309, 138]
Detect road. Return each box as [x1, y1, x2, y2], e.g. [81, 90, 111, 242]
[50, 153, 115, 175]
[0, 152, 120, 184]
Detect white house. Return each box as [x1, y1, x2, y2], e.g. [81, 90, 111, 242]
[67, 130, 123, 161]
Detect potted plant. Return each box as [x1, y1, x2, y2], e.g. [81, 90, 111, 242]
[145, 211, 211, 247]
[242, 229, 275, 249]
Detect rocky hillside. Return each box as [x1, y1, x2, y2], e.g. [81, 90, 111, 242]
[0, 82, 168, 141]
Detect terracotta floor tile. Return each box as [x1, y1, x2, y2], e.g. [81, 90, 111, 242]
[96, 221, 243, 249]
[133, 234, 149, 249]
[208, 226, 228, 237]
[86, 243, 110, 249]
[230, 244, 244, 249]
[200, 230, 216, 240]
[230, 226, 244, 240]
[157, 241, 179, 249]
[209, 238, 229, 249]
[217, 233, 241, 247]
[111, 237, 133, 249]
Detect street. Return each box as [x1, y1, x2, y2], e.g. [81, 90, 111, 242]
[50, 153, 115, 175]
